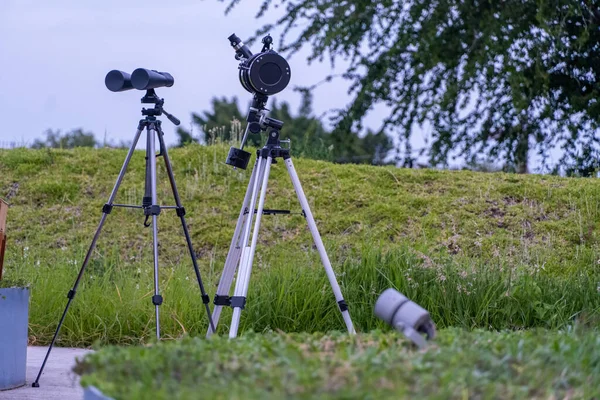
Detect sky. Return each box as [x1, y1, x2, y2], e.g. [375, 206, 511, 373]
[0, 0, 395, 149]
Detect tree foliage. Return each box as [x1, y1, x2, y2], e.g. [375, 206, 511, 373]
[227, 0, 600, 172]
[177, 97, 245, 146]
[32, 128, 97, 149]
[177, 93, 393, 164]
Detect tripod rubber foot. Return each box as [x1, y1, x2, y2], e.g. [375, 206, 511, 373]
[32, 382, 40, 388]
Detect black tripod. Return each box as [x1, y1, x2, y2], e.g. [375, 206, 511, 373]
[32, 89, 215, 387]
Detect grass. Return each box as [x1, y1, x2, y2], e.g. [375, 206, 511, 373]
[2, 145, 600, 397]
[0, 278, 29, 288]
[10, 244, 600, 346]
[75, 328, 600, 399]
[2, 144, 600, 275]
[0, 145, 599, 344]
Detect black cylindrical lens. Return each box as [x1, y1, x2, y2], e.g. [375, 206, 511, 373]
[105, 70, 134, 92]
[131, 68, 174, 90]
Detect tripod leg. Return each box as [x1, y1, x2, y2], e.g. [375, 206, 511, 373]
[230, 156, 273, 338]
[283, 157, 356, 334]
[32, 127, 144, 387]
[147, 126, 162, 339]
[156, 129, 216, 334]
[208, 156, 260, 337]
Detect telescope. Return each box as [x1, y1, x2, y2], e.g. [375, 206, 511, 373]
[374, 288, 436, 348]
[224, 34, 292, 170]
[228, 33, 291, 96]
[105, 69, 174, 92]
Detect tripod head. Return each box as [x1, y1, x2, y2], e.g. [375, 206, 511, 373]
[246, 94, 283, 134]
[225, 93, 285, 170]
[140, 89, 180, 126]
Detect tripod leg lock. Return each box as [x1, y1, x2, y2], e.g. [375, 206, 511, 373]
[201, 294, 210, 304]
[176, 207, 186, 217]
[214, 295, 231, 306]
[152, 295, 163, 306]
[150, 205, 161, 216]
[67, 289, 76, 299]
[102, 204, 113, 214]
[338, 300, 349, 312]
[230, 296, 246, 309]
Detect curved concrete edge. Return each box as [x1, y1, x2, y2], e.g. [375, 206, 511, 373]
[0, 382, 26, 391]
[83, 386, 115, 400]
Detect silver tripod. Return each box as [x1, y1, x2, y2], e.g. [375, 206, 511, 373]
[208, 111, 355, 338]
[32, 89, 215, 387]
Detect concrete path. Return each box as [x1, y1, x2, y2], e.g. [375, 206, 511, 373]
[0, 347, 91, 400]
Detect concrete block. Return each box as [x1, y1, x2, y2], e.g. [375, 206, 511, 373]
[0, 287, 29, 390]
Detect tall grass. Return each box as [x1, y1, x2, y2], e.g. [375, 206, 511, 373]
[10, 243, 599, 347]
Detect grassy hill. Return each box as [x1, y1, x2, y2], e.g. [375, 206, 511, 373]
[1, 145, 599, 345]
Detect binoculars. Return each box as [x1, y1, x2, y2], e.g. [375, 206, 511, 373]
[105, 68, 174, 92]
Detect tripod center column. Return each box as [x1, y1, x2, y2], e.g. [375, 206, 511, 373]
[147, 123, 163, 339]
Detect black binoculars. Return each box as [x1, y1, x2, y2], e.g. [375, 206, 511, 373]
[105, 68, 174, 92]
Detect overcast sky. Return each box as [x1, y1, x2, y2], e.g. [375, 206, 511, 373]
[0, 0, 395, 149]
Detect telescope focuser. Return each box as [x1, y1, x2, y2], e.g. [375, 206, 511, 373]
[228, 34, 253, 61]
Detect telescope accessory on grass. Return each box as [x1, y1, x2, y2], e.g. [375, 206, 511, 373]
[374, 288, 436, 348]
[105, 68, 174, 92]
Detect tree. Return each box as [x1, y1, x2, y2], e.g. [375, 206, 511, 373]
[177, 93, 393, 164]
[225, 0, 600, 172]
[176, 97, 245, 146]
[554, 142, 600, 177]
[32, 128, 97, 149]
[176, 94, 332, 156]
[263, 92, 332, 159]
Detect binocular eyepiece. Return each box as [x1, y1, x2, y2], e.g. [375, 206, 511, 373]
[105, 68, 174, 92]
[374, 288, 436, 348]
